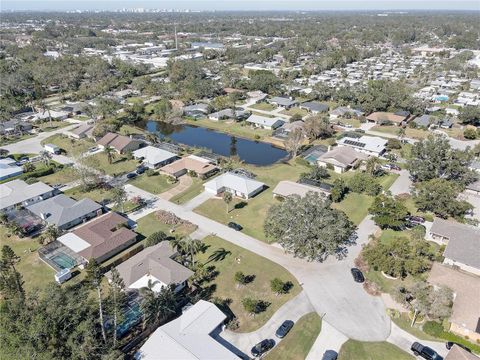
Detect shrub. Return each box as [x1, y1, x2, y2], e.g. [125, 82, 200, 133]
[464, 127, 477, 140]
[145, 169, 155, 176]
[423, 321, 443, 337]
[145, 231, 168, 247]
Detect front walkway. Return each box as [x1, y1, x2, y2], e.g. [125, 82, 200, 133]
[158, 175, 192, 200]
[182, 190, 214, 210]
[218, 291, 315, 355]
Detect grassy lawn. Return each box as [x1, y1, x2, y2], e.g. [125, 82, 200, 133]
[41, 134, 94, 156]
[0, 227, 55, 293]
[38, 166, 78, 185]
[280, 107, 310, 118]
[65, 186, 114, 203]
[119, 124, 145, 136]
[197, 236, 300, 332]
[332, 193, 374, 225]
[338, 340, 414, 360]
[249, 102, 277, 111]
[390, 313, 438, 341]
[398, 194, 434, 221]
[82, 152, 139, 176]
[135, 212, 197, 238]
[265, 313, 322, 360]
[170, 177, 205, 204]
[378, 173, 399, 190]
[195, 161, 310, 242]
[36, 121, 70, 132]
[128, 173, 177, 194]
[371, 126, 430, 140]
[184, 118, 272, 141]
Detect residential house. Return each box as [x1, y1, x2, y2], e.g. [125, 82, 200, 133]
[65, 124, 94, 140]
[27, 194, 102, 230]
[57, 212, 137, 264]
[413, 114, 434, 128]
[444, 345, 480, 360]
[182, 103, 209, 118]
[439, 118, 454, 129]
[329, 106, 364, 119]
[106, 241, 193, 293]
[44, 144, 60, 155]
[246, 114, 285, 130]
[160, 155, 219, 179]
[246, 90, 268, 103]
[0, 158, 23, 181]
[428, 218, 480, 276]
[204, 172, 265, 199]
[337, 135, 388, 157]
[299, 101, 329, 114]
[97, 132, 143, 154]
[317, 146, 368, 173]
[366, 112, 408, 126]
[428, 263, 480, 342]
[273, 180, 330, 198]
[208, 108, 249, 121]
[135, 300, 238, 360]
[132, 146, 178, 169]
[0, 120, 32, 135]
[273, 121, 305, 139]
[0, 180, 55, 212]
[268, 96, 297, 109]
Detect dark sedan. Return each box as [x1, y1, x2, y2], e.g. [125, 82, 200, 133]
[228, 222, 243, 231]
[251, 339, 275, 357]
[351, 268, 365, 283]
[275, 320, 294, 338]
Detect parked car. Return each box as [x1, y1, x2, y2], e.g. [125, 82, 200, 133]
[411, 342, 443, 360]
[322, 350, 338, 360]
[388, 163, 401, 171]
[350, 268, 365, 283]
[136, 166, 146, 174]
[275, 320, 294, 338]
[446, 342, 471, 352]
[251, 339, 275, 357]
[407, 216, 425, 224]
[126, 172, 137, 179]
[228, 222, 243, 231]
[88, 146, 98, 153]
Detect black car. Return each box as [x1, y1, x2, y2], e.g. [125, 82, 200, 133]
[350, 268, 365, 283]
[411, 342, 443, 360]
[322, 350, 338, 360]
[126, 172, 137, 179]
[407, 215, 425, 224]
[136, 166, 146, 174]
[228, 222, 243, 231]
[251, 339, 275, 357]
[446, 342, 471, 352]
[389, 163, 401, 171]
[275, 320, 294, 338]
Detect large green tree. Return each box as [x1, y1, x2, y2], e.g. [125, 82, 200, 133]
[264, 192, 355, 261]
[407, 135, 475, 185]
[369, 194, 409, 230]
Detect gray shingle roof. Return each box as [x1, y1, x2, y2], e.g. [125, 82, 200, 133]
[27, 194, 101, 228]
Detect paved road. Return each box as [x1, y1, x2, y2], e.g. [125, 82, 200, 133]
[219, 291, 315, 355]
[306, 321, 348, 360]
[387, 322, 448, 358]
[2, 125, 77, 154]
[125, 184, 390, 341]
[389, 169, 412, 196]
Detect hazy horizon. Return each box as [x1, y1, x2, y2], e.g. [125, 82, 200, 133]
[3, 0, 480, 11]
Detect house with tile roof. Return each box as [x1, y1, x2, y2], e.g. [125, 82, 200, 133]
[97, 132, 143, 154]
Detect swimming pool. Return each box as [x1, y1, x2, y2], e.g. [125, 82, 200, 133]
[51, 254, 76, 270]
[435, 95, 449, 102]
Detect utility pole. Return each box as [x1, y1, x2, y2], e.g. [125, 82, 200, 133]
[174, 24, 178, 50]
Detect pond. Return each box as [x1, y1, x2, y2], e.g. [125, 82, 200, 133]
[143, 120, 289, 166]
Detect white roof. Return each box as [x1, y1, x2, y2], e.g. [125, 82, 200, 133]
[338, 135, 388, 154]
[58, 232, 91, 253]
[0, 180, 53, 210]
[0, 158, 23, 179]
[246, 114, 284, 127]
[204, 172, 265, 196]
[133, 146, 177, 165]
[136, 300, 237, 360]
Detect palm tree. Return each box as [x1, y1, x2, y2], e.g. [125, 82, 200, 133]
[109, 268, 125, 346]
[365, 157, 381, 176]
[223, 192, 233, 213]
[140, 281, 177, 329]
[179, 237, 203, 267]
[85, 259, 107, 343]
[44, 225, 60, 244]
[397, 127, 406, 139]
[40, 150, 52, 166]
[104, 146, 116, 164]
[146, 133, 159, 145]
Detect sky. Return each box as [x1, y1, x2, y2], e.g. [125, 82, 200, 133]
[2, 0, 480, 11]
